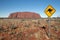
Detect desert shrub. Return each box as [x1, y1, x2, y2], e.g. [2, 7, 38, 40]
[54, 26, 58, 31]
[21, 19, 25, 21]
[16, 32, 24, 40]
[38, 21, 40, 24]
[33, 22, 37, 24]
[24, 24, 30, 28]
[9, 31, 16, 35]
[0, 25, 4, 32]
[10, 24, 17, 30]
[3, 29, 9, 32]
[17, 32, 22, 37]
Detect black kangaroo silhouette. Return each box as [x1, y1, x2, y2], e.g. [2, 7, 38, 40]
[48, 8, 52, 13]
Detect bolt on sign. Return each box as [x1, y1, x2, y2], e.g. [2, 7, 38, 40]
[44, 5, 56, 17]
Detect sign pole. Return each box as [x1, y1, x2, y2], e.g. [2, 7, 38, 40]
[48, 17, 50, 38]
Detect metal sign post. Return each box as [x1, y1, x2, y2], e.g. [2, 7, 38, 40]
[48, 17, 50, 38]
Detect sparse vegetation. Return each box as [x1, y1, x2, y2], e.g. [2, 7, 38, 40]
[0, 18, 60, 40]
[0, 26, 4, 32]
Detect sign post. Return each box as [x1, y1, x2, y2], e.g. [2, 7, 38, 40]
[44, 5, 56, 38]
[48, 17, 50, 38]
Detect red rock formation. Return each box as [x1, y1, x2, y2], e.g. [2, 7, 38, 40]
[8, 12, 41, 18]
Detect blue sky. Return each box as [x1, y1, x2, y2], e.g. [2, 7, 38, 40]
[0, 0, 60, 18]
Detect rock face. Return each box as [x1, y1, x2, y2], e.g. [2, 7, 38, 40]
[8, 12, 41, 18]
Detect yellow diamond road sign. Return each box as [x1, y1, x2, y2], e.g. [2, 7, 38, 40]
[44, 5, 56, 17]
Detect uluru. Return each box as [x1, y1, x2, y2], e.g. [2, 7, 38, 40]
[8, 12, 41, 19]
